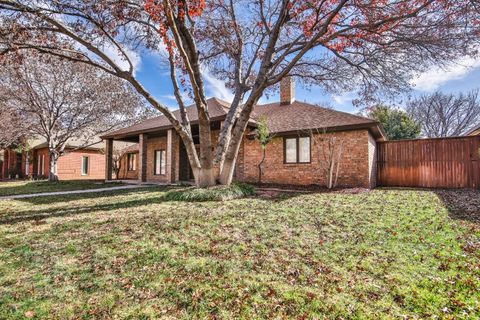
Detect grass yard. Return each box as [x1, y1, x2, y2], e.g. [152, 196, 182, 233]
[0, 180, 124, 197]
[0, 187, 479, 319]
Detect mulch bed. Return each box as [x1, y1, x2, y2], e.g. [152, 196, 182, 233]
[434, 189, 480, 223]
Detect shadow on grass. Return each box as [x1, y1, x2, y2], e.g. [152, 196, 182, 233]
[379, 187, 480, 225]
[434, 189, 480, 224]
[0, 188, 168, 225]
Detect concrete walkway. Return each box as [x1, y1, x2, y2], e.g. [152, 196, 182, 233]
[0, 184, 153, 200]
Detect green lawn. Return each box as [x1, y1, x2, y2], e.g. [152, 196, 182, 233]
[0, 187, 478, 319]
[0, 180, 124, 197]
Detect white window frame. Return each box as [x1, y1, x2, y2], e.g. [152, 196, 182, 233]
[154, 150, 166, 175]
[127, 153, 137, 171]
[25, 151, 29, 175]
[284, 136, 311, 164]
[81, 156, 89, 176]
[38, 154, 45, 176]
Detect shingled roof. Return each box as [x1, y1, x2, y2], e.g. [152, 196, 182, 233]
[102, 97, 385, 140]
[102, 98, 231, 139]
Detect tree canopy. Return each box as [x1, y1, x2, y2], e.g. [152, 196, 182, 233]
[368, 105, 421, 140]
[0, 54, 153, 181]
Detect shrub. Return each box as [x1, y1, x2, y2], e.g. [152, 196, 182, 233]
[164, 183, 255, 202]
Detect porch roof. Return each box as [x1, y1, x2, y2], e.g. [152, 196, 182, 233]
[101, 97, 234, 140]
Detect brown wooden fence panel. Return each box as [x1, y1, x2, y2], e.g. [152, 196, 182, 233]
[377, 136, 480, 188]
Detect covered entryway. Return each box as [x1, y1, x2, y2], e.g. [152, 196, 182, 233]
[103, 129, 180, 184]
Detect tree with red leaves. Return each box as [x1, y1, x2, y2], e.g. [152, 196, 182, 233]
[1, 0, 478, 186]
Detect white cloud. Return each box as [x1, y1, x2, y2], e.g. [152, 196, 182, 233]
[102, 44, 142, 75]
[161, 94, 177, 100]
[202, 69, 234, 102]
[411, 57, 480, 92]
[332, 92, 355, 105]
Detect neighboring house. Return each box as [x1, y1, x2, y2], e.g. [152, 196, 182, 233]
[102, 78, 386, 188]
[466, 124, 480, 136]
[0, 139, 105, 180]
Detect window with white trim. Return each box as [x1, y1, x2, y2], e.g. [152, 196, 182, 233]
[25, 151, 30, 175]
[81, 156, 89, 175]
[154, 150, 166, 175]
[37, 154, 45, 175]
[284, 136, 311, 164]
[127, 153, 137, 171]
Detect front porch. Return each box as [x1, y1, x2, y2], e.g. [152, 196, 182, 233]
[104, 128, 194, 185]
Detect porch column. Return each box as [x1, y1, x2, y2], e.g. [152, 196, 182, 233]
[138, 133, 148, 183]
[167, 129, 178, 183]
[105, 138, 113, 181]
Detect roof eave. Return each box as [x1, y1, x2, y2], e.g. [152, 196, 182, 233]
[254, 122, 385, 140]
[101, 115, 258, 140]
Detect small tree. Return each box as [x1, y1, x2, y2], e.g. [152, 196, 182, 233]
[407, 90, 480, 137]
[0, 55, 152, 182]
[368, 105, 421, 140]
[312, 130, 344, 189]
[255, 117, 272, 184]
[112, 149, 123, 180]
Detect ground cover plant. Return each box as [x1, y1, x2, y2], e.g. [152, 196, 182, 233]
[0, 187, 478, 319]
[164, 183, 255, 202]
[0, 180, 123, 197]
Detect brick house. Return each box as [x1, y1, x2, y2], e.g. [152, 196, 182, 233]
[103, 78, 385, 188]
[0, 140, 105, 180]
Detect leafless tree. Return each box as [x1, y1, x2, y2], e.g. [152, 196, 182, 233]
[311, 130, 344, 189]
[0, 102, 31, 148]
[0, 0, 478, 186]
[112, 148, 124, 180]
[407, 90, 480, 137]
[0, 55, 152, 181]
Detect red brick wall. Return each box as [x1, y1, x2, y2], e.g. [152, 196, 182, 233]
[56, 149, 105, 180]
[30, 148, 105, 180]
[107, 127, 376, 188]
[239, 129, 374, 188]
[145, 135, 180, 183]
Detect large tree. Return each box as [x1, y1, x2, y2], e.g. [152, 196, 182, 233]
[0, 55, 151, 181]
[407, 90, 480, 137]
[1, 0, 478, 186]
[368, 105, 421, 140]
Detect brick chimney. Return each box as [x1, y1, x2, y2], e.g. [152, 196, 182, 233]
[280, 76, 295, 105]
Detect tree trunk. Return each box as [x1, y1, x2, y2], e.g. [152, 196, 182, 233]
[258, 148, 266, 183]
[48, 151, 58, 182]
[195, 102, 216, 188]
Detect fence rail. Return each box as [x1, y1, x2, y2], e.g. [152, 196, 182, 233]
[377, 136, 480, 188]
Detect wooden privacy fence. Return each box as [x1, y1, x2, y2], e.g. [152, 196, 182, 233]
[377, 136, 480, 188]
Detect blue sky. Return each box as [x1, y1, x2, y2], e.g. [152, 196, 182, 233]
[131, 52, 480, 114]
